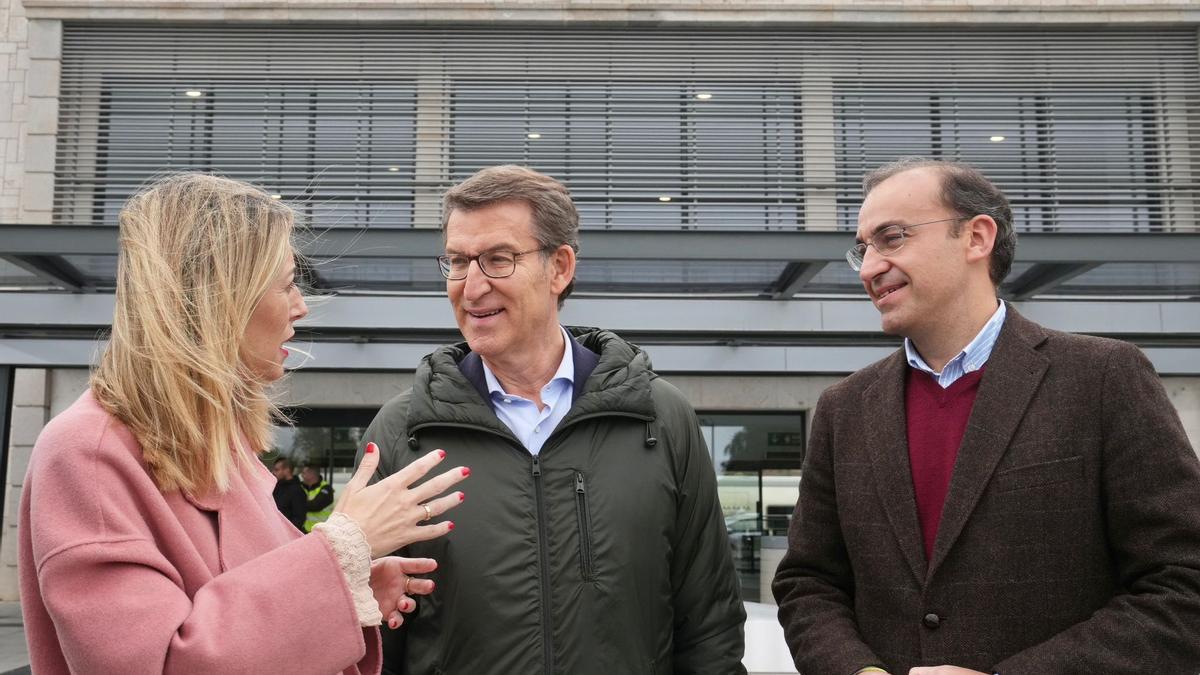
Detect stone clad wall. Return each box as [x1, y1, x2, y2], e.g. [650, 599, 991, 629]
[0, 0, 27, 222]
[0, 369, 49, 600]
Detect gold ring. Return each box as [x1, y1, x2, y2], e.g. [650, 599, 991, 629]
[404, 577, 412, 594]
[421, 503, 432, 522]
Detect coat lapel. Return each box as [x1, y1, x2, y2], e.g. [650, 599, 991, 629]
[182, 451, 298, 574]
[864, 350, 928, 585]
[926, 307, 1049, 580]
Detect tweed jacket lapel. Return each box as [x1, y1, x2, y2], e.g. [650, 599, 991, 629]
[864, 350, 928, 584]
[926, 305, 1050, 580]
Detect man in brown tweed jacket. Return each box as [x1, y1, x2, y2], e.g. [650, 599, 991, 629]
[772, 157, 1200, 674]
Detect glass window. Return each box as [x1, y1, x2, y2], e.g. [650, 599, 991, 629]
[269, 425, 365, 499]
[574, 259, 789, 294]
[835, 87, 1162, 233]
[450, 82, 802, 229]
[0, 259, 42, 286]
[1054, 262, 1200, 296]
[268, 409, 379, 500]
[311, 256, 445, 292]
[697, 412, 805, 603]
[69, 80, 417, 228]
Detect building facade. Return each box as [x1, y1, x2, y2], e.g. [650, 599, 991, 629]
[0, 7, 1198, 667]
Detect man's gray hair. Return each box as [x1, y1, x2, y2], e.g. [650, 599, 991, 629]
[442, 165, 580, 308]
[863, 157, 1017, 286]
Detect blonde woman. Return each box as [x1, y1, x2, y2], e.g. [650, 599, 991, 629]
[18, 173, 467, 674]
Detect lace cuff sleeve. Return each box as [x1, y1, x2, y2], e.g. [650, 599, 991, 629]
[313, 512, 382, 627]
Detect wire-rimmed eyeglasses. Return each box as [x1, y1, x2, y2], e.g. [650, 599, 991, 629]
[845, 217, 968, 271]
[436, 247, 549, 280]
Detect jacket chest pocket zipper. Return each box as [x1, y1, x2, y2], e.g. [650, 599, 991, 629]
[574, 471, 596, 581]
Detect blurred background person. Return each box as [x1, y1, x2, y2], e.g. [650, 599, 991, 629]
[272, 457, 307, 531]
[302, 463, 335, 532]
[18, 173, 468, 675]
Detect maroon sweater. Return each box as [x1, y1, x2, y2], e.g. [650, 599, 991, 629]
[906, 367, 985, 560]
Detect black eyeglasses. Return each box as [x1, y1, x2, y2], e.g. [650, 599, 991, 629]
[846, 216, 968, 271]
[436, 247, 549, 280]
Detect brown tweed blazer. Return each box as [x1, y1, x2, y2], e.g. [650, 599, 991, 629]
[773, 306, 1200, 674]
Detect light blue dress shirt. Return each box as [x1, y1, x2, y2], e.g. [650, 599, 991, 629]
[482, 326, 575, 455]
[904, 301, 1007, 389]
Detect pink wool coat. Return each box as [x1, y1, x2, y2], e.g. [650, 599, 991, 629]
[19, 391, 382, 674]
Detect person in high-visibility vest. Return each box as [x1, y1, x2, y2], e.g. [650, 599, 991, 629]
[299, 464, 334, 532]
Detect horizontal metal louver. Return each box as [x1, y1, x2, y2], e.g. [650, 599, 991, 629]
[54, 25, 1199, 232]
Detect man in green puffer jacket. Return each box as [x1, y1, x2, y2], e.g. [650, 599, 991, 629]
[358, 165, 746, 675]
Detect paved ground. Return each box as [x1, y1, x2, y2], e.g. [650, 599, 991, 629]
[0, 603, 27, 674]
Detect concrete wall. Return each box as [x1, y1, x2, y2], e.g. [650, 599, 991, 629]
[27, 368, 1200, 445]
[0, 368, 48, 599]
[1165, 377, 1200, 454]
[31, 370, 1200, 446]
[0, 4, 58, 224]
[17, 0, 1200, 24]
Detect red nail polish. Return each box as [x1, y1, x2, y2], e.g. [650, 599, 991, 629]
[447, 521, 455, 531]
[429, 581, 436, 591]
[366, 442, 376, 454]
[461, 467, 471, 477]
[458, 492, 465, 502]
[437, 449, 446, 459]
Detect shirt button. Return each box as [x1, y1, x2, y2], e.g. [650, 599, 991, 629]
[534, 426, 541, 433]
[503, 398, 512, 404]
[922, 613, 941, 629]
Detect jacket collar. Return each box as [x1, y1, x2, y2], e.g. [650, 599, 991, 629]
[865, 302, 1050, 585]
[407, 327, 651, 437]
[182, 486, 225, 513]
[179, 444, 294, 572]
[458, 330, 600, 405]
[182, 435, 259, 513]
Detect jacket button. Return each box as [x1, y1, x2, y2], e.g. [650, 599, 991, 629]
[922, 613, 941, 629]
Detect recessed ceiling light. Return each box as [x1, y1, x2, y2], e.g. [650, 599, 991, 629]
[184, 90, 203, 98]
[270, 194, 282, 200]
[695, 92, 713, 100]
[658, 196, 672, 202]
[527, 133, 542, 139]
[387, 167, 400, 172]
[990, 135, 1006, 142]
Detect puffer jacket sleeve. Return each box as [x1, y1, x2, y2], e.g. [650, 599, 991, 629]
[655, 379, 748, 675]
[358, 389, 415, 674]
[361, 390, 414, 487]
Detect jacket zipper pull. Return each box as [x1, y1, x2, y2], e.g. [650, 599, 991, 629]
[531, 455, 541, 478]
[575, 471, 585, 494]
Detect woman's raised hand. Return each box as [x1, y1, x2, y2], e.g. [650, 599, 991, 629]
[336, 442, 468, 559]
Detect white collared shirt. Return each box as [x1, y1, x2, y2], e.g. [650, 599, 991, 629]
[905, 302, 1007, 389]
[482, 326, 575, 455]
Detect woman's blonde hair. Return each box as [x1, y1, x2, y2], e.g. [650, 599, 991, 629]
[91, 173, 297, 496]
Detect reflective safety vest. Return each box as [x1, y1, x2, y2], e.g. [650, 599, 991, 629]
[304, 480, 334, 532]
